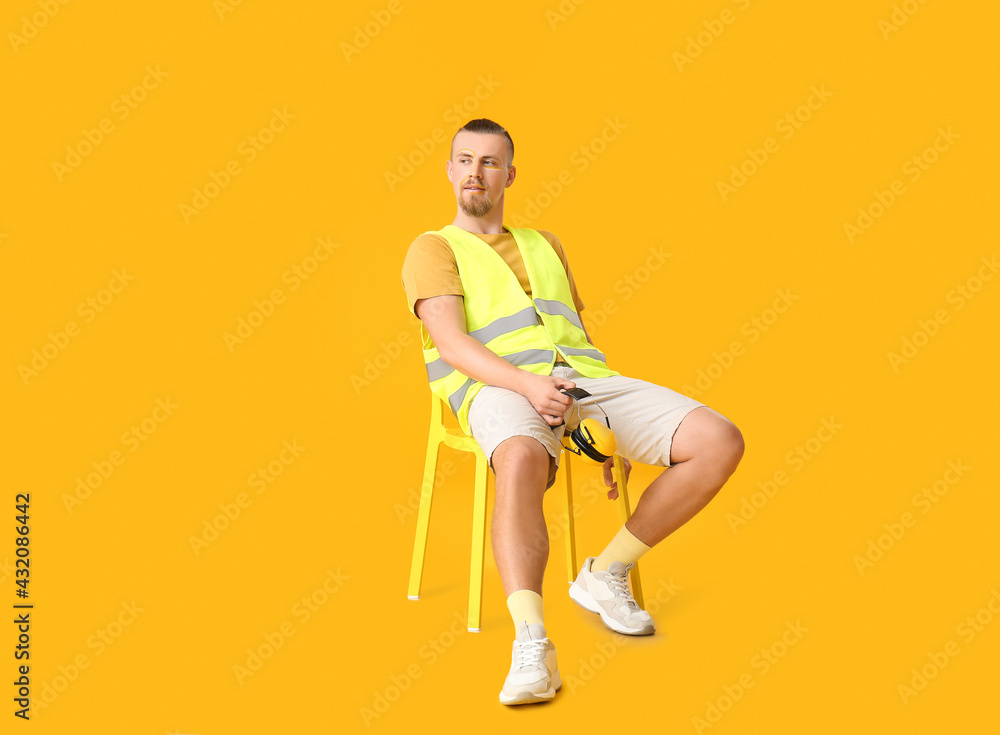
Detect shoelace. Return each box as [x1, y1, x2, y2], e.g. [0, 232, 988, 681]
[514, 638, 549, 671]
[604, 566, 639, 609]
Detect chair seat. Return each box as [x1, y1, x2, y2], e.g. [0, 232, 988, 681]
[441, 427, 482, 454]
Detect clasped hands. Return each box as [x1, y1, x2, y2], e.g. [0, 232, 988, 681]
[522, 373, 632, 500]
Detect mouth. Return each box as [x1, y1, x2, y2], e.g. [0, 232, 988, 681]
[464, 186, 485, 192]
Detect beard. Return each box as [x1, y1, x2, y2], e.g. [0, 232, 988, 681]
[458, 186, 494, 217]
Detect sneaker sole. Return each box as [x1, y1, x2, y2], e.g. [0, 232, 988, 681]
[568, 583, 655, 636]
[499, 671, 562, 705]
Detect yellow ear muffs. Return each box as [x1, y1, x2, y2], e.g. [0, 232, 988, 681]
[560, 388, 617, 464]
[570, 418, 618, 463]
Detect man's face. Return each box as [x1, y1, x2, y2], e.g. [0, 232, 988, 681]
[447, 132, 515, 218]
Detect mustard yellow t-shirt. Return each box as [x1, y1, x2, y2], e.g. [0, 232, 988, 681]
[400, 227, 586, 315]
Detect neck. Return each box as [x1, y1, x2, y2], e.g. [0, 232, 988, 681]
[451, 201, 506, 234]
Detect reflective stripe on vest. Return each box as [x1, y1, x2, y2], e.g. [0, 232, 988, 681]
[469, 306, 540, 344]
[533, 297, 584, 331]
[424, 305, 541, 382]
[445, 348, 555, 414]
[555, 344, 607, 362]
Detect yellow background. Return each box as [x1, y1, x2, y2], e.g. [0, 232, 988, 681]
[3, 0, 998, 732]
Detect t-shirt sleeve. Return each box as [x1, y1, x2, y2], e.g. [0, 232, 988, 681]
[401, 233, 464, 314]
[538, 231, 586, 313]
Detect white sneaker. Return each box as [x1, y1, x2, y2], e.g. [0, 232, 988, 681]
[499, 621, 561, 705]
[569, 557, 655, 636]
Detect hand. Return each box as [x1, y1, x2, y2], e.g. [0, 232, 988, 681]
[602, 456, 632, 500]
[521, 373, 576, 426]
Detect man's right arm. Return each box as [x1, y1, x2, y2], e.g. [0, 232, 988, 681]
[415, 295, 575, 426]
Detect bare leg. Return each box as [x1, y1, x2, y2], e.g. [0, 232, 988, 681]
[490, 436, 552, 596]
[626, 407, 745, 546]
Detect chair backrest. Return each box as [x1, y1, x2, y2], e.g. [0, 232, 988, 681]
[430, 393, 466, 435]
[429, 392, 445, 427]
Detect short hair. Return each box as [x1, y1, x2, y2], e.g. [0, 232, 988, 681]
[450, 118, 514, 166]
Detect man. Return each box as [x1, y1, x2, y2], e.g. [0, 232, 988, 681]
[401, 118, 744, 705]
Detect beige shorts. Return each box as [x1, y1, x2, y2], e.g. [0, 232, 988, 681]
[466, 365, 707, 488]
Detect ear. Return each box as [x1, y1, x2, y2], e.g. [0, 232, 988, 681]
[505, 164, 516, 188]
[446, 159, 454, 183]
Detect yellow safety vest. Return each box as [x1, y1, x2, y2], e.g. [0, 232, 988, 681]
[419, 224, 618, 434]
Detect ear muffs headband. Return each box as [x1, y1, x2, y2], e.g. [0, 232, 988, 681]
[560, 388, 618, 463]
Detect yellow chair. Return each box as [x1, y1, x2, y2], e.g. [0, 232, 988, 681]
[407, 394, 644, 631]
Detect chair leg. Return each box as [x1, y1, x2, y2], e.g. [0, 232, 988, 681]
[467, 449, 489, 632]
[407, 436, 442, 601]
[613, 454, 644, 609]
[560, 449, 578, 583]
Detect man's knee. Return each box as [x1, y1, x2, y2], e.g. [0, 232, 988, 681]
[718, 421, 745, 472]
[493, 436, 549, 470]
[671, 407, 745, 474]
[491, 436, 557, 507]
[492, 435, 552, 478]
